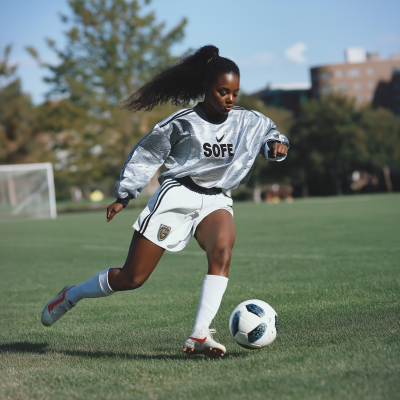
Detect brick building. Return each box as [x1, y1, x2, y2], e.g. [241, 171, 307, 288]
[310, 48, 400, 113]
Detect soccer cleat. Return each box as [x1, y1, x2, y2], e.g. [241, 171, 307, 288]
[183, 327, 226, 358]
[41, 285, 76, 326]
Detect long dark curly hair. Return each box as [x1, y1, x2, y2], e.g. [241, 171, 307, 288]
[123, 45, 240, 112]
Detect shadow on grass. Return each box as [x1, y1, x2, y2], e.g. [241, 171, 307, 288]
[0, 342, 246, 361]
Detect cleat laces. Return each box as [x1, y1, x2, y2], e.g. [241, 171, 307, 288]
[52, 302, 68, 318]
[208, 328, 216, 337]
[200, 327, 216, 339]
[51, 297, 74, 318]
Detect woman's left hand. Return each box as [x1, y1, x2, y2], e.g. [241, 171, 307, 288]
[272, 142, 288, 158]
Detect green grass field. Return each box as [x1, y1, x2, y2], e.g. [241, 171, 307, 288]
[1, 194, 399, 400]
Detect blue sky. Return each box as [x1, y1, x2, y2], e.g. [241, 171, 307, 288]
[1, 0, 399, 104]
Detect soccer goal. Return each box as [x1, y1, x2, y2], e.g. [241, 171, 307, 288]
[0, 163, 57, 222]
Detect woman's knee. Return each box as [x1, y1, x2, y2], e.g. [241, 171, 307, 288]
[124, 274, 147, 290]
[209, 245, 232, 269]
[112, 269, 147, 291]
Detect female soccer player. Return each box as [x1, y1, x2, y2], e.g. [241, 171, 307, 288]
[41, 45, 289, 358]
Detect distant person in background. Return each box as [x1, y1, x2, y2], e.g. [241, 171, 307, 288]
[41, 45, 289, 358]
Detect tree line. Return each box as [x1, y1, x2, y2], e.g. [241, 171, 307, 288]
[237, 94, 400, 199]
[1, 0, 399, 200]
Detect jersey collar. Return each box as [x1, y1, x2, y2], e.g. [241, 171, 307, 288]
[193, 103, 229, 125]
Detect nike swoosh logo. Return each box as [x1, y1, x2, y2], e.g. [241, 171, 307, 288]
[216, 134, 225, 143]
[188, 336, 207, 345]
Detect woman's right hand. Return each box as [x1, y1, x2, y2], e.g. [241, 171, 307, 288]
[107, 202, 124, 222]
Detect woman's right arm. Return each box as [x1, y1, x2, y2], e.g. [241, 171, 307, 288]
[106, 202, 124, 222]
[111, 124, 171, 210]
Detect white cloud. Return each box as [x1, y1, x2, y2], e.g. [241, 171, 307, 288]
[285, 42, 307, 64]
[239, 52, 276, 68]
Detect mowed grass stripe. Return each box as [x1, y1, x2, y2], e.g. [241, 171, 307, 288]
[0, 193, 399, 400]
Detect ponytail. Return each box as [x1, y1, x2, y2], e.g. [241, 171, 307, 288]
[123, 45, 240, 112]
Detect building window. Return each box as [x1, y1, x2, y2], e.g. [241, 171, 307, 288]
[335, 70, 343, 78]
[337, 83, 348, 92]
[348, 68, 361, 78]
[356, 94, 364, 103]
[368, 81, 375, 89]
[354, 82, 362, 90]
[321, 86, 332, 94]
[367, 67, 374, 76]
[321, 71, 332, 80]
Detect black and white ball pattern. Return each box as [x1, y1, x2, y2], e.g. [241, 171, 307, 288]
[229, 299, 278, 349]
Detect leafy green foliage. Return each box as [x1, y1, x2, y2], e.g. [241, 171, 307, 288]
[26, 0, 186, 196]
[0, 46, 39, 164]
[27, 0, 186, 107]
[287, 94, 400, 195]
[360, 107, 400, 170]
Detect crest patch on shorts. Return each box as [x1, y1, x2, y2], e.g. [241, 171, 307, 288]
[157, 224, 171, 241]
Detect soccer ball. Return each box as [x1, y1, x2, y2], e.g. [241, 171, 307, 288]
[229, 299, 278, 349]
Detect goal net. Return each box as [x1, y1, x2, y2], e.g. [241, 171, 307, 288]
[0, 163, 57, 222]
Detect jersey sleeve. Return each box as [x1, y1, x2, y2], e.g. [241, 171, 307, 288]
[113, 124, 171, 202]
[260, 118, 290, 162]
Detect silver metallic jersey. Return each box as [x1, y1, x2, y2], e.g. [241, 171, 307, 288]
[113, 104, 289, 200]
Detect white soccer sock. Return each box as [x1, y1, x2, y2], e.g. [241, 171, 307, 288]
[191, 274, 228, 334]
[67, 268, 115, 304]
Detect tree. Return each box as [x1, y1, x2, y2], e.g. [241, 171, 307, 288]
[288, 94, 400, 196]
[27, 0, 186, 197]
[0, 45, 41, 164]
[360, 107, 400, 192]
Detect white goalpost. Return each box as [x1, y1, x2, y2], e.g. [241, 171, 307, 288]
[0, 163, 57, 222]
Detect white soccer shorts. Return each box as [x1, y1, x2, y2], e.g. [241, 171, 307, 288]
[133, 179, 233, 251]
